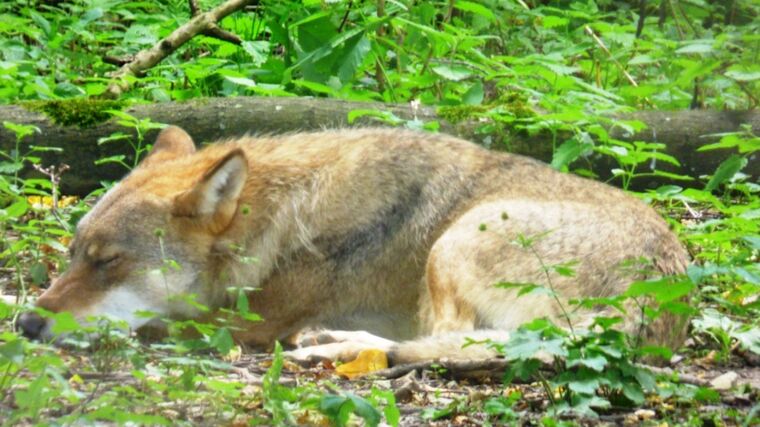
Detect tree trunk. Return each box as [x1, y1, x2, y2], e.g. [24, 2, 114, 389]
[0, 97, 757, 195]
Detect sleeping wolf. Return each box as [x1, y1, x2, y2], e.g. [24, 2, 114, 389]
[19, 126, 689, 363]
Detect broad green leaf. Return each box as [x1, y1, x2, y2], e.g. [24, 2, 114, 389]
[225, 76, 257, 88]
[241, 41, 269, 67]
[454, 1, 495, 20]
[543, 16, 569, 28]
[621, 382, 645, 404]
[725, 68, 760, 82]
[0, 339, 24, 364]
[676, 43, 713, 54]
[567, 377, 600, 395]
[566, 354, 607, 372]
[50, 311, 81, 333]
[462, 81, 483, 105]
[705, 154, 748, 192]
[209, 327, 234, 354]
[624, 278, 694, 303]
[337, 34, 371, 83]
[29, 262, 48, 285]
[432, 65, 472, 81]
[551, 139, 592, 170]
[628, 55, 656, 65]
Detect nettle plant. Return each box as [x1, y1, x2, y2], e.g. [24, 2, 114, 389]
[478, 228, 695, 417]
[0, 122, 81, 306]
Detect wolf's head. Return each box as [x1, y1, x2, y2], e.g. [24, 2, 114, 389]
[18, 126, 248, 341]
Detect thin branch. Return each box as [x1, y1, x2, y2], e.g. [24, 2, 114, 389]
[337, 0, 353, 33]
[375, 0, 386, 94]
[105, 0, 256, 98]
[584, 26, 639, 88]
[635, 0, 647, 39]
[103, 55, 134, 67]
[189, 0, 201, 16]
[202, 26, 243, 45]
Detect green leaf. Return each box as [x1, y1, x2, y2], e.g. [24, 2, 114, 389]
[241, 41, 269, 67]
[628, 55, 656, 65]
[621, 382, 645, 404]
[209, 327, 234, 354]
[725, 68, 760, 82]
[432, 65, 472, 81]
[3, 121, 39, 140]
[676, 42, 713, 54]
[551, 139, 590, 170]
[542, 16, 569, 28]
[567, 354, 607, 372]
[29, 262, 48, 285]
[705, 155, 747, 192]
[349, 394, 382, 427]
[225, 76, 257, 88]
[50, 311, 81, 334]
[94, 155, 126, 166]
[5, 199, 28, 218]
[624, 278, 694, 303]
[567, 377, 600, 395]
[633, 366, 656, 391]
[337, 34, 371, 83]
[462, 81, 484, 105]
[235, 290, 249, 314]
[0, 339, 25, 364]
[694, 387, 720, 402]
[453, 1, 495, 20]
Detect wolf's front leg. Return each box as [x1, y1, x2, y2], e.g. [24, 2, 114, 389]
[285, 329, 396, 363]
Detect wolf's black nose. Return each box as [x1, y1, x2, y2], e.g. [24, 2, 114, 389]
[17, 312, 46, 339]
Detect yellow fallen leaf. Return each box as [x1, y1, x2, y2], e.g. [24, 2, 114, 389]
[59, 235, 72, 247]
[69, 374, 83, 385]
[335, 349, 388, 379]
[27, 195, 78, 210]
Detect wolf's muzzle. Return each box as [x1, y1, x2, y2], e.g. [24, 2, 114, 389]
[17, 312, 47, 340]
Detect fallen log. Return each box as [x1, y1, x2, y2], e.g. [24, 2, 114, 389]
[0, 97, 757, 195]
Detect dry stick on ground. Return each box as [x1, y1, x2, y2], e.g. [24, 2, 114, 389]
[104, 0, 256, 98]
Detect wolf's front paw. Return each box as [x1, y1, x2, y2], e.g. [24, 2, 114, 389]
[285, 342, 363, 364]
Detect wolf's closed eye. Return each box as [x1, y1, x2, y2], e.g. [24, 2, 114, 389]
[94, 255, 120, 268]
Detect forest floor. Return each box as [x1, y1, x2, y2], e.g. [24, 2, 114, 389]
[1, 277, 759, 426]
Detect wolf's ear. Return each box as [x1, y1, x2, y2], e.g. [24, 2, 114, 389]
[173, 149, 248, 230]
[140, 126, 196, 167]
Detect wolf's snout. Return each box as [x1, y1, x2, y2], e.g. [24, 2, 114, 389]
[17, 312, 47, 340]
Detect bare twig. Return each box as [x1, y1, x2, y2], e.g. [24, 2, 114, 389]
[105, 0, 256, 98]
[375, 0, 386, 94]
[635, 0, 647, 38]
[337, 0, 353, 33]
[31, 163, 70, 231]
[584, 26, 639, 88]
[373, 358, 518, 380]
[103, 55, 134, 67]
[189, 0, 244, 45]
[188, 0, 201, 16]
[584, 25, 655, 108]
